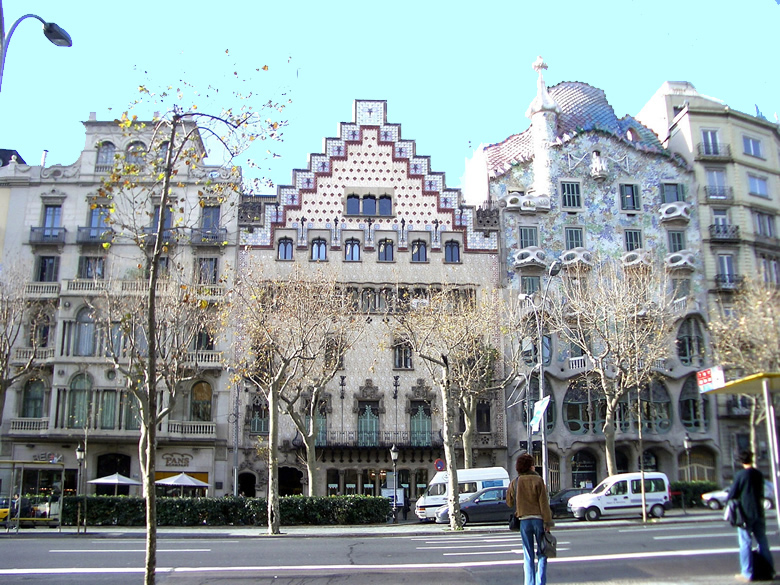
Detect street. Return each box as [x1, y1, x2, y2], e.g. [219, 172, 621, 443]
[0, 516, 776, 584]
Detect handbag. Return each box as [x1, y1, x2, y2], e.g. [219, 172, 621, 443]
[541, 531, 557, 558]
[724, 498, 747, 528]
[509, 513, 521, 531]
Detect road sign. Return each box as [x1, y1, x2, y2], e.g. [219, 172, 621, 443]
[434, 459, 445, 471]
[697, 366, 725, 393]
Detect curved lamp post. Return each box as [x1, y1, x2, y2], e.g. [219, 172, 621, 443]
[530, 260, 562, 489]
[389, 444, 399, 524]
[75, 443, 85, 533]
[0, 4, 72, 93]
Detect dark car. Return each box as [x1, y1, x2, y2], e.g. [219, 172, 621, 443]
[434, 486, 508, 526]
[549, 487, 590, 518]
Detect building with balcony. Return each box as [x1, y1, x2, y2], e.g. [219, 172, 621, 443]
[637, 82, 780, 483]
[467, 59, 712, 492]
[236, 100, 502, 500]
[0, 113, 237, 497]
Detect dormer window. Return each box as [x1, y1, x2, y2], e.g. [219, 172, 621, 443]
[96, 141, 116, 172]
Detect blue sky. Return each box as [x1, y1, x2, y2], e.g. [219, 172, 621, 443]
[2, 0, 779, 193]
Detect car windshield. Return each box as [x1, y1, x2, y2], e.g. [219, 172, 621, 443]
[591, 479, 610, 494]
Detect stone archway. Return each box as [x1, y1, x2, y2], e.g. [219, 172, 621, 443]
[279, 466, 304, 496]
[238, 472, 257, 497]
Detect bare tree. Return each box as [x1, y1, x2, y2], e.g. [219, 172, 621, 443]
[388, 283, 508, 530]
[0, 263, 56, 426]
[709, 277, 780, 454]
[92, 95, 283, 584]
[225, 260, 365, 534]
[548, 257, 676, 477]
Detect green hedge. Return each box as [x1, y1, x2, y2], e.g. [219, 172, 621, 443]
[61, 495, 391, 527]
[669, 481, 720, 509]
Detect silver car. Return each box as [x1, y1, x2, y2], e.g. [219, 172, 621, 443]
[701, 480, 775, 510]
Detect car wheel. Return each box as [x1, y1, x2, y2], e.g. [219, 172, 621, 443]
[650, 504, 665, 518]
[707, 499, 722, 511]
[458, 512, 468, 527]
[585, 507, 601, 521]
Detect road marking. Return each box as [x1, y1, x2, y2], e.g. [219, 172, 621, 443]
[49, 549, 211, 553]
[653, 532, 734, 540]
[417, 543, 520, 550]
[93, 539, 239, 544]
[6, 546, 777, 577]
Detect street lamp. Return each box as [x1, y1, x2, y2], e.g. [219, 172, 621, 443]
[529, 260, 561, 488]
[0, 5, 73, 93]
[75, 443, 85, 533]
[682, 432, 692, 515]
[389, 444, 399, 524]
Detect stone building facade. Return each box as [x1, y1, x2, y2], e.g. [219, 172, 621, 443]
[474, 59, 717, 491]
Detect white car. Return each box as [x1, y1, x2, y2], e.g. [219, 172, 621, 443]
[701, 481, 775, 510]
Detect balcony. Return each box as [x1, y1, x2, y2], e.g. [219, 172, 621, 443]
[714, 273, 744, 290]
[166, 420, 216, 439]
[192, 283, 226, 301]
[190, 227, 228, 247]
[29, 227, 66, 245]
[696, 142, 732, 160]
[704, 186, 734, 202]
[76, 226, 114, 245]
[8, 418, 49, 434]
[64, 279, 111, 294]
[709, 224, 740, 242]
[312, 430, 444, 449]
[24, 282, 60, 299]
[12, 346, 55, 365]
[141, 227, 175, 247]
[184, 350, 223, 368]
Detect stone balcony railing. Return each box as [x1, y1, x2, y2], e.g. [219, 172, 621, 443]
[11, 347, 55, 365]
[9, 418, 49, 433]
[166, 420, 216, 438]
[24, 282, 61, 298]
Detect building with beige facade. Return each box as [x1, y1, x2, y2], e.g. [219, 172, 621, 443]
[638, 82, 780, 482]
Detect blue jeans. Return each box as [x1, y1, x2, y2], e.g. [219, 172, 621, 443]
[738, 518, 774, 579]
[520, 518, 547, 585]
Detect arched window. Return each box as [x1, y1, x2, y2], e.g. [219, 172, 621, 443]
[96, 142, 116, 171]
[250, 394, 269, 434]
[21, 379, 45, 418]
[190, 381, 213, 422]
[522, 375, 555, 432]
[345, 238, 361, 262]
[378, 239, 394, 262]
[360, 288, 376, 312]
[68, 374, 92, 429]
[277, 237, 293, 261]
[570, 450, 598, 489]
[410, 401, 432, 446]
[362, 195, 377, 216]
[311, 238, 327, 261]
[74, 307, 96, 356]
[411, 240, 427, 262]
[346, 194, 360, 215]
[522, 334, 552, 366]
[445, 240, 461, 263]
[679, 375, 709, 431]
[393, 339, 413, 369]
[563, 378, 605, 435]
[126, 141, 146, 165]
[638, 379, 672, 434]
[677, 317, 705, 366]
[378, 194, 392, 216]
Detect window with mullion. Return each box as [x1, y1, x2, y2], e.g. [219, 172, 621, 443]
[344, 238, 361, 262]
[564, 227, 583, 250]
[625, 230, 642, 251]
[667, 230, 685, 253]
[620, 184, 641, 211]
[377, 239, 394, 262]
[560, 181, 581, 208]
[518, 227, 538, 249]
[311, 238, 328, 261]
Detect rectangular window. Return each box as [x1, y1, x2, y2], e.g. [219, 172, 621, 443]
[476, 401, 491, 433]
[518, 227, 538, 248]
[560, 181, 581, 208]
[748, 174, 769, 198]
[620, 184, 640, 211]
[668, 230, 686, 253]
[197, 257, 218, 284]
[701, 130, 720, 155]
[520, 276, 540, 295]
[755, 212, 776, 238]
[202, 205, 221, 230]
[564, 227, 584, 250]
[36, 256, 59, 282]
[393, 340, 413, 370]
[78, 256, 105, 279]
[713, 209, 728, 226]
[672, 278, 691, 300]
[662, 183, 684, 203]
[743, 136, 763, 158]
[625, 230, 642, 252]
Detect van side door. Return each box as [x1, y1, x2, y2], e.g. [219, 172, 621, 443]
[602, 480, 630, 516]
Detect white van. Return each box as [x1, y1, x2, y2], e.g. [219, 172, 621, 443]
[415, 466, 509, 520]
[568, 472, 671, 521]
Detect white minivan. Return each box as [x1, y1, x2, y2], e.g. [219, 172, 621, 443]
[568, 471, 671, 521]
[415, 466, 509, 520]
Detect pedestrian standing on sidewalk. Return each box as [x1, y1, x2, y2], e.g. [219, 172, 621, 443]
[506, 453, 553, 585]
[727, 450, 775, 582]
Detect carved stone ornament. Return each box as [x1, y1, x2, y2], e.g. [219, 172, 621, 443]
[664, 250, 696, 272]
[658, 201, 692, 223]
[560, 246, 595, 268]
[499, 191, 551, 214]
[359, 379, 380, 399]
[590, 151, 608, 180]
[512, 246, 547, 271]
[621, 249, 652, 267]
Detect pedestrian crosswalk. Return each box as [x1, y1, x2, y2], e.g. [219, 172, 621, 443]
[410, 534, 569, 558]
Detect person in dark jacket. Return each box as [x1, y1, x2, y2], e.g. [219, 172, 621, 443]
[506, 453, 553, 585]
[727, 450, 775, 581]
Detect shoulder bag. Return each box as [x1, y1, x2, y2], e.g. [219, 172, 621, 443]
[725, 498, 747, 528]
[541, 531, 557, 558]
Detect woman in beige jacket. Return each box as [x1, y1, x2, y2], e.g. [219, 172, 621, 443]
[506, 453, 553, 585]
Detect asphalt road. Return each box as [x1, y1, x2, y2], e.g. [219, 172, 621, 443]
[0, 516, 776, 584]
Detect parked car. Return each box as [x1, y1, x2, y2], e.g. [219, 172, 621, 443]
[549, 487, 590, 518]
[568, 472, 671, 521]
[434, 486, 508, 526]
[701, 480, 775, 510]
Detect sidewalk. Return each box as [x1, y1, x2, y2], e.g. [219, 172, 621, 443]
[1, 507, 721, 539]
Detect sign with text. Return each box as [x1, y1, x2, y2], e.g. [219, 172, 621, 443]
[697, 366, 725, 393]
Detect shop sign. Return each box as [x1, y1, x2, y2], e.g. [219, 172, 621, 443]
[162, 452, 192, 467]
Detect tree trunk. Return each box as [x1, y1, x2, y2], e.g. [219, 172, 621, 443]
[303, 433, 318, 496]
[461, 402, 475, 469]
[603, 406, 617, 477]
[439, 369, 462, 530]
[142, 394, 158, 585]
[267, 381, 280, 535]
